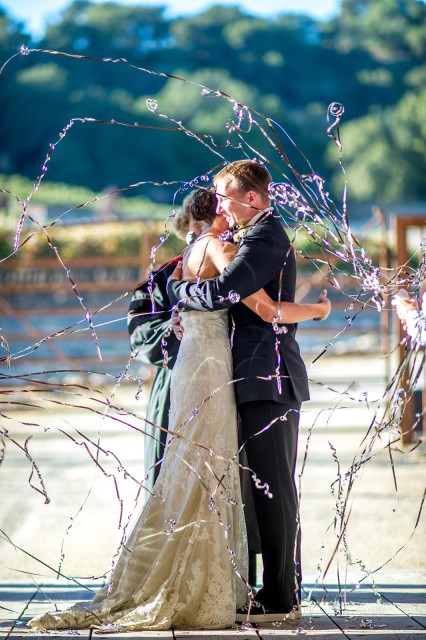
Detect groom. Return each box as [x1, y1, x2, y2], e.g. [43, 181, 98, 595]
[167, 160, 309, 622]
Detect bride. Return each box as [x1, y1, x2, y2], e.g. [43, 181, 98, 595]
[29, 188, 330, 632]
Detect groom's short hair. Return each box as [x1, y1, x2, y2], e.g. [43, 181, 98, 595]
[215, 160, 271, 201]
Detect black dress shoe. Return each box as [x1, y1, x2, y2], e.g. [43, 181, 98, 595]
[235, 599, 301, 623]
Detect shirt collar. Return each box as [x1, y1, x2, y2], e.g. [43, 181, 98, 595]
[231, 207, 274, 244]
[246, 207, 274, 228]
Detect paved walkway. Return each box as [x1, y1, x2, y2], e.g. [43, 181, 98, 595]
[1, 571, 425, 638]
[1, 354, 425, 638]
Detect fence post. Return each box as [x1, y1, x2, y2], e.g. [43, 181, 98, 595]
[394, 214, 426, 444]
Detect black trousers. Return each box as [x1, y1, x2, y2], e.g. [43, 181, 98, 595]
[238, 400, 302, 611]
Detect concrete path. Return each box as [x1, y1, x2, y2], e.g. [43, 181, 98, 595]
[1, 353, 425, 638]
[1, 571, 425, 638]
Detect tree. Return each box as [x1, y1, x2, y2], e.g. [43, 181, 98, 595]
[327, 88, 426, 202]
[0, 1, 425, 204]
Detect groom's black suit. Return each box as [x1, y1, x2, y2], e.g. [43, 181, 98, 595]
[167, 211, 309, 611]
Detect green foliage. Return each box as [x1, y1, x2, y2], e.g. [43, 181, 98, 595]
[0, 221, 140, 260]
[327, 88, 426, 202]
[0, 0, 425, 206]
[0, 7, 29, 49]
[17, 63, 68, 90]
[0, 174, 170, 235]
[338, 0, 426, 61]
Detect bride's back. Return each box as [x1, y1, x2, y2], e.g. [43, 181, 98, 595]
[182, 233, 227, 281]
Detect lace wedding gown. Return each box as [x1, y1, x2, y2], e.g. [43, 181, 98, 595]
[29, 310, 248, 631]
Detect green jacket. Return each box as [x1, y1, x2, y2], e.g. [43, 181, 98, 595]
[128, 262, 179, 490]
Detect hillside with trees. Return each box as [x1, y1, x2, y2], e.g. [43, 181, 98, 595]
[0, 0, 425, 209]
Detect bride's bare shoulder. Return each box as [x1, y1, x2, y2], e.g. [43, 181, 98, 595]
[205, 235, 237, 255]
[182, 234, 236, 278]
[204, 236, 237, 272]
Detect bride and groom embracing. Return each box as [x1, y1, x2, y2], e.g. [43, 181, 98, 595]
[29, 160, 331, 631]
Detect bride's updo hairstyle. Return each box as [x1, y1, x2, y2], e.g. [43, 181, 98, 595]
[188, 188, 217, 225]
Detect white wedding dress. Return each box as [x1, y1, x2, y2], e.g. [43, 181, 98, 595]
[29, 310, 248, 631]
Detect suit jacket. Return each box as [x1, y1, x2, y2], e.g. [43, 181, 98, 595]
[167, 213, 310, 405]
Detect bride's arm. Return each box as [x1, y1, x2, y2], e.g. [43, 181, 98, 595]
[209, 239, 331, 323]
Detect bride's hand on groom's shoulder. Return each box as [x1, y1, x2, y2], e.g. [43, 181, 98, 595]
[170, 261, 183, 281]
[171, 306, 184, 341]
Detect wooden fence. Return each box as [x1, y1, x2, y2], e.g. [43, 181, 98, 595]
[0, 218, 390, 387]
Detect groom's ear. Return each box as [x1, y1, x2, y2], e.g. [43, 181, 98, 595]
[247, 190, 260, 209]
[247, 190, 258, 206]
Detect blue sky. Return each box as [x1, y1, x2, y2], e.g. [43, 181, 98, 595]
[1, 0, 341, 38]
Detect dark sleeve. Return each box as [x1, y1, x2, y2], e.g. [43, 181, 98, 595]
[167, 223, 288, 311]
[128, 269, 179, 368]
